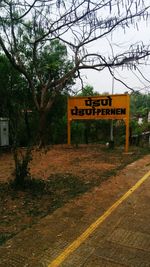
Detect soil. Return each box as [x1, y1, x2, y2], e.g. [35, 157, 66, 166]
[0, 144, 149, 246]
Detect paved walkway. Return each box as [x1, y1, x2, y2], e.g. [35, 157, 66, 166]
[0, 155, 150, 267]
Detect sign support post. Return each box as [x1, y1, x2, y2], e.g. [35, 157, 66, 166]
[125, 118, 129, 153]
[67, 100, 71, 145]
[67, 119, 71, 145]
[125, 94, 130, 153]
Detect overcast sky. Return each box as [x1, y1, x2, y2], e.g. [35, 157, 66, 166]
[78, 20, 150, 95]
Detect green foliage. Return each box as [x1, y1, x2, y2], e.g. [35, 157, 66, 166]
[79, 85, 95, 96]
[0, 55, 33, 151]
[71, 121, 85, 146]
[130, 92, 150, 119]
[78, 85, 99, 97]
[0, 233, 13, 246]
[130, 92, 150, 135]
[46, 93, 68, 144]
[34, 39, 73, 87]
[0, 54, 19, 116]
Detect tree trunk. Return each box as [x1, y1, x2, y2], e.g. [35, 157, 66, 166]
[38, 110, 48, 147]
[24, 110, 31, 141]
[12, 146, 32, 188]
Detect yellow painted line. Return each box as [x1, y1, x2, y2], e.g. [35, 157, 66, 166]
[48, 170, 150, 267]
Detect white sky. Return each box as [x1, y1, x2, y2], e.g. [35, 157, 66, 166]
[77, 20, 150, 95]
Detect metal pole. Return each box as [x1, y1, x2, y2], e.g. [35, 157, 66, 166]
[110, 70, 114, 142]
[125, 94, 130, 153]
[67, 120, 71, 145]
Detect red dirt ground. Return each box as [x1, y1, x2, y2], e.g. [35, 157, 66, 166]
[0, 144, 134, 183]
[0, 144, 148, 245]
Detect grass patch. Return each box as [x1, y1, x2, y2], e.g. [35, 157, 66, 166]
[0, 233, 13, 246]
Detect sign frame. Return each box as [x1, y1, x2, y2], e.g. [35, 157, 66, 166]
[67, 94, 130, 152]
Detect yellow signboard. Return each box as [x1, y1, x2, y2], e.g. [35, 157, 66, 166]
[67, 94, 130, 152]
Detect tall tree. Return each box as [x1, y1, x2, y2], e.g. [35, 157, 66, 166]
[130, 91, 150, 118]
[0, 0, 150, 145]
[0, 53, 34, 144]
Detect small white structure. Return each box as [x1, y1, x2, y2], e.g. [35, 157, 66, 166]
[0, 118, 9, 146]
[148, 111, 150, 123]
[138, 117, 143, 125]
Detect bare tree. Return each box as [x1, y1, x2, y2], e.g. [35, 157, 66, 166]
[0, 0, 150, 145]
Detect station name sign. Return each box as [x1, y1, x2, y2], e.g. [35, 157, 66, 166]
[68, 94, 129, 120]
